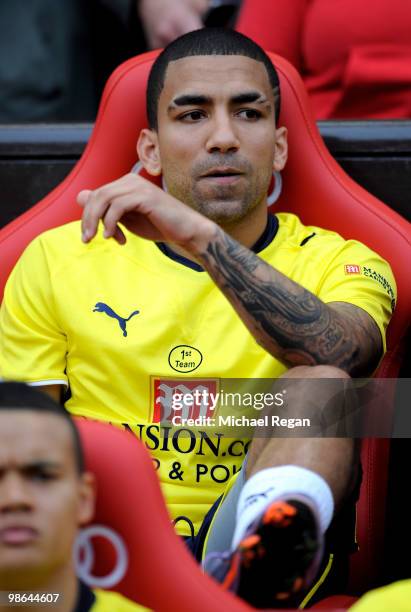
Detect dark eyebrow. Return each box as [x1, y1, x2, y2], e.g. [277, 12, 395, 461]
[168, 94, 212, 110]
[21, 461, 62, 477]
[0, 461, 62, 477]
[168, 91, 269, 111]
[230, 91, 269, 105]
[23, 461, 61, 471]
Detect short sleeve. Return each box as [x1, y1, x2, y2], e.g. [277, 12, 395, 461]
[316, 239, 396, 352]
[0, 236, 68, 386]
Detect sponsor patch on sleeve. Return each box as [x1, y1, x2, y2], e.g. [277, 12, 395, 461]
[362, 266, 396, 311]
[343, 264, 396, 311]
[344, 264, 362, 275]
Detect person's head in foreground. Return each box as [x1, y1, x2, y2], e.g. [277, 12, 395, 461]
[138, 27, 287, 228]
[0, 383, 144, 612]
[0, 383, 93, 594]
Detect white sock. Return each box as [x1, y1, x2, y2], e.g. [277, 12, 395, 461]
[232, 465, 334, 550]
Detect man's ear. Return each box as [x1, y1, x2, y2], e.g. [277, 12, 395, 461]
[273, 126, 288, 173]
[136, 128, 162, 176]
[77, 471, 96, 526]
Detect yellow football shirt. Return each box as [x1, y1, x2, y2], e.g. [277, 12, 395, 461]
[350, 579, 411, 611]
[92, 589, 148, 611]
[0, 214, 396, 534]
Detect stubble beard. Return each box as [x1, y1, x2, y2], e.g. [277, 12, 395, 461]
[166, 171, 271, 225]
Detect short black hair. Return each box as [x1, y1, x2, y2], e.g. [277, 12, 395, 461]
[0, 382, 84, 474]
[147, 27, 281, 130]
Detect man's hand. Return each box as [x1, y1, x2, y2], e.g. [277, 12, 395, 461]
[78, 172, 215, 250]
[78, 173, 384, 376]
[138, 0, 209, 50]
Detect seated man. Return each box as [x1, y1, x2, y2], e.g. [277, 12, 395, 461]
[0, 28, 396, 607]
[0, 382, 146, 611]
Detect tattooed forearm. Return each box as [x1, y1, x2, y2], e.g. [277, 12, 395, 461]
[198, 227, 382, 376]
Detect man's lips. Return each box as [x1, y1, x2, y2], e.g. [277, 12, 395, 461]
[199, 167, 245, 185]
[201, 167, 244, 177]
[0, 526, 39, 545]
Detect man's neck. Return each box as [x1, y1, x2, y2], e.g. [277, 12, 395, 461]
[166, 200, 268, 263]
[0, 565, 78, 612]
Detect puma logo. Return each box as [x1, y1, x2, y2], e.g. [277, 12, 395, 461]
[93, 302, 140, 337]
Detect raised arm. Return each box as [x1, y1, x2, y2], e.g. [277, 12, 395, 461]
[79, 173, 385, 377]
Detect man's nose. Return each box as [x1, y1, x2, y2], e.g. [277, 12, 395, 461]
[0, 475, 33, 512]
[206, 114, 240, 153]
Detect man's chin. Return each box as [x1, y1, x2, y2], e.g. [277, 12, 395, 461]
[0, 553, 42, 573]
[197, 199, 253, 224]
[0, 553, 61, 590]
[0, 566, 38, 591]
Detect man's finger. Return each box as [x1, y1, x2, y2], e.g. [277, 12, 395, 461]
[113, 225, 127, 245]
[82, 195, 112, 243]
[102, 194, 143, 238]
[77, 190, 92, 208]
[80, 177, 136, 242]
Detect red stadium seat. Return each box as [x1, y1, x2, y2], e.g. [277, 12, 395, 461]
[311, 596, 358, 609]
[0, 50, 410, 599]
[75, 418, 252, 611]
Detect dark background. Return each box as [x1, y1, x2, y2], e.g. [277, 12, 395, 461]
[1, 120, 410, 228]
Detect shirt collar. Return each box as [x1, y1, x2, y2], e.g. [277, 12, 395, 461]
[156, 214, 279, 272]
